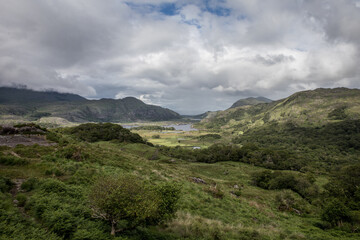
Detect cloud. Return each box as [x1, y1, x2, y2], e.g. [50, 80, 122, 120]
[0, 0, 359, 114]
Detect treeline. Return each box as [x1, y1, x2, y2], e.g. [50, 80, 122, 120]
[65, 123, 145, 143]
[320, 164, 360, 229]
[158, 143, 304, 171]
[232, 120, 360, 170]
[233, 120, 360, 152]
[131, 125, 176, 131]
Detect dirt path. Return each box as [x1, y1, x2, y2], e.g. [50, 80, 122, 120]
[10, 178, 25, 197]
[10, 179, 29, 218]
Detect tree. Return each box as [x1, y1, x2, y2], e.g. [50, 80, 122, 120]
[89, 175, 180, 236]
[321, 199, 351, 226]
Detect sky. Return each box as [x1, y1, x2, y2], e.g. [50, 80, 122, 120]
[0, 0, 360, 114]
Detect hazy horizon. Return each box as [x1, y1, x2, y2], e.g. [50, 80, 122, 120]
[1, 0, 360, 114]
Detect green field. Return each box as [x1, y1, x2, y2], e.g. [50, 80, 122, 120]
[0, 123, 359, 239]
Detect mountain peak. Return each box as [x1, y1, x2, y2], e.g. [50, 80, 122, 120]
[229, 96, 272, 109]
[0, 87, 180, 122]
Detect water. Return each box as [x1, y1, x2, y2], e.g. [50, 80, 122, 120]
[121, 124, 198, 131]
[121, 125, 138, 129]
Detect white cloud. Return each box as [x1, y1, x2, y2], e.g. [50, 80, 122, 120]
[0, 0, 359, 114]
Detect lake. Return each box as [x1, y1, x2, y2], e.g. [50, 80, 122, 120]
[121, 124, 198, 131]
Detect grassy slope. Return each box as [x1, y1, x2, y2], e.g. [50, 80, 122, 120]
[198, 88, 360, 132]
[0, 140, 357, 239]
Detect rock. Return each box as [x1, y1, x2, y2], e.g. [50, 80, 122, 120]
[234, 184, 239, 189]
[191, 177, 206, 184]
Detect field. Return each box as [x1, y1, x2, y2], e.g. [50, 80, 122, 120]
[0, 123, 359, 239]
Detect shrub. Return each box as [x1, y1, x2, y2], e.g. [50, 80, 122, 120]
[43, 209, 77, 238]
[40, 179, 67, 194]
[321, 199, 351, 226]
[21, 178, 38, 192]
[0, 155, 29, 165]
[16, 193, 27, 207]
[274, 191, 311, 215]
[59, 145, 89, 161]
[46, 131, 61, 143]
[232, 190, 242, 197]
[67, 123, 145, 143]
[328, 106, 347, 120]
[89, 175, 181, 236]
[197, 134, 222, 140]
[252, 170, 318, 199]
[205, 185, 225, 199]
[0, 176, 13, 193]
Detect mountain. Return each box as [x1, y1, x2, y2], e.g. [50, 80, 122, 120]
[0, 87, 180, 122]
[198, 88, 360, 131]
[0, 87, 86, 104]
[229, 96, 272, 109]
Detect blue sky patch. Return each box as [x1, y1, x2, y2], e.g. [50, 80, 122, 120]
[159, 3, 178, 16]
[203, 0, 231, 17]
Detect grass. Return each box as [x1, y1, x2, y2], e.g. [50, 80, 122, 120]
[134, 129, 226, 148]
[0, 136, 358, 239]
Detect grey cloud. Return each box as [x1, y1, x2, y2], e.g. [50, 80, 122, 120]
[0, 0, 359, 114]
[254, 54, 295, 66]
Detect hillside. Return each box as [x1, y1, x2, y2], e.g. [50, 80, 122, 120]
[229, 97, 272, 109]
[0, 87, 180, 122]
[199, 88, 360, 131]
[1, 123, 359, 239]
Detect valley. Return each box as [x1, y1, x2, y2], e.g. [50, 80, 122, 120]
[0, 88, 360, 239]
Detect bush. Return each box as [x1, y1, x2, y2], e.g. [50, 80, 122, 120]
[232, 190, 242, 197]
[16, 193, 27, 207]
[0, 155, 29, 165]
[21, 178, 39, 192]
[43, 209, 77, 238]
[67, 123, 145, 143]
[40, 179, 67, 194]
[0, 176, 13, 193]
[89, 175, 181, 236]
[252, 170, 318, 199]
[328, 106, 347, 120]
[58, 145, 89, 161]
[275, 191, 310, 214]
[205, 185, 225, 199]
[197, 134, 222, 140]
[321, 199, 351, 226]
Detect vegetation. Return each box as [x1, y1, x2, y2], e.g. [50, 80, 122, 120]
[1, 88, 360, 239]
[0, 87, 180, 123]
[89, 175, 181, 235]
[132, 125, 176, 131]
[66, 123, 145, 143]
[230, 97, 272, 109]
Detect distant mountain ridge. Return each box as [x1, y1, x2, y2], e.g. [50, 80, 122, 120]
[0, 87, 180, 122]
[229, 96, 272, 109]
[198, 87, 360, 131]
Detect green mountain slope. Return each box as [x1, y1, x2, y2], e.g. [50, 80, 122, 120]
[229, 96, 272, 109]
[199, 88, 360, 131]
[0, 87, 180, 122]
